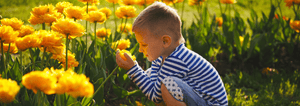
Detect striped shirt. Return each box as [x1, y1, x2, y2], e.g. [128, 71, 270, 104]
[127, 43, 228, 105]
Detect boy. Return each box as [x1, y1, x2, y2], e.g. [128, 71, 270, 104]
[116, 2, 228, 106]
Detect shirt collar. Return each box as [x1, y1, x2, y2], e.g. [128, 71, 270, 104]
[154, 43, 185, 66]
[170, 43, 185, 56]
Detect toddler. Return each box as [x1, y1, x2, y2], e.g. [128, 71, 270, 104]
[116, 2, 228, 106]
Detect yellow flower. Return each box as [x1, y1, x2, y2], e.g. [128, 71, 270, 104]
[28, 16, 44, 25]
[99, 7, 112, 19]
[188, 0, 203, 6]
[118, 49, 136, 61]
[39, 30, 63, 47]
[51, 18, 85, 39]
[114, 39, 131, 50]
[0, 78, 20, 103]
[15, 34, 42, 51]
[284, 0, 300, 8]
[28, 4, 63, 25]
[136, 0, 156, 6]
[78, 0, 100, 4]
[55, 1, 73, 13]
[96, 27, 111, 38]
[83, 5, 98, 13]
[64, 6, 86, 20]
[162, 0, 178, 6]
[115, 6, 136, 19]
[0, 17, 24, 30]
[85, 11, 107, 24]
[22, 69, 57, 94]
[118, 23, 132, 34]
[176, 0, 184, 3]
[239, 36, 244, 46]
[17, 25, 34, 37]
[51, 50, 79, 68]
[135, 101, 144, 106]
[290, 20, 300, 33]
[262, 67, 271, 75]
[0, 25, 19, 43]
[216, 17, 223, 27]
[0, 43, 18, 54]
[220, 0, 236, 4]
[106, 0, 119, 4]
[55, 70, 94, 98]
[44, 44, 65, 54]
[119, 0, 136, 5]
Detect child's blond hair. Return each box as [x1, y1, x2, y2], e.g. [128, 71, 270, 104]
[132, 2, 185, 43]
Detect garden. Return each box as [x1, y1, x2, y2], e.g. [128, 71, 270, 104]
[0, 0, 299, 105]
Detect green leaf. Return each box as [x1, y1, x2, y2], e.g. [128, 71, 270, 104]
[233, 31, 242, 55]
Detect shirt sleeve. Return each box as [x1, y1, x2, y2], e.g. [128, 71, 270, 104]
[126, 64, 163, 103]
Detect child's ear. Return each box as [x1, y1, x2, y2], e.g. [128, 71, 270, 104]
[162, 35, 172, 48]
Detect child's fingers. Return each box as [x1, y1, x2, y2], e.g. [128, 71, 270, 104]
[124, 52, 133, 61]
[116, 51, 123, 64]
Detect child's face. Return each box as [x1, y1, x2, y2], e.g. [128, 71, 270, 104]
[134, 30, 164, 62]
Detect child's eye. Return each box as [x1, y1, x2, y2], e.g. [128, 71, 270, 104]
[140, 44, 147, 47]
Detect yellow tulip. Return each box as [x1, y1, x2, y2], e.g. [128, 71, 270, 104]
[0, 17, 23, 30]
[17, 25, 34, 37]
[220, 0, 236, 4]
[115, 6, 136, 19]
[119, 0, 136, 5]
[216, 17, 223, 27]
[118, 23, 133, 34]
[55, 1, 73, 13]
[0, 25, 19, 43]
[51, 18, 85, 39]
[28, 4, 63, 25]
[106, 0, 119, 4]
[162, 0, 178, 6]
[99, 7, 112, 19]
[78, 0, 100, 4]
[118, 49, 136, 61]
[0, 78, 20, 103]
[22, 69, 57, 95]
[64, 6, 86, 20]
[96, 27, 111, 38]
[290, 20, 300, 33]
[0, 43, 18, 54]
[85, 11, 107, 24]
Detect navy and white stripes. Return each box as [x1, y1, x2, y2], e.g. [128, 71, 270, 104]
[127, 44, 228, 105]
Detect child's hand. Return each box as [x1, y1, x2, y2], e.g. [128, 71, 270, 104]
[116, 50, 135, 70]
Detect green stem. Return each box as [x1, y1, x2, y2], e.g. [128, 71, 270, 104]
[42, 23, 45, 30]
[120, 18, 128, 35]
[37, 90, 42, 106]
[65, 35, 69, 70]
[292, 3, 298, 19]
[143, 0, 147, 9]
[42, 47, 46, 69]
[56, 94, 62, 106]
[1, 40, 5, 75]
[29, 48, 35, 70]
[181, 0, 186, 20]
[113, 3, 117, 34]
[5, 43, 10, 77]
[219, 0, 223, 14]
[94, 22, 97, 57]
[94, 66, 118, 96]
[86, 2, 89, 50]
[19, 50, 23, 75]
